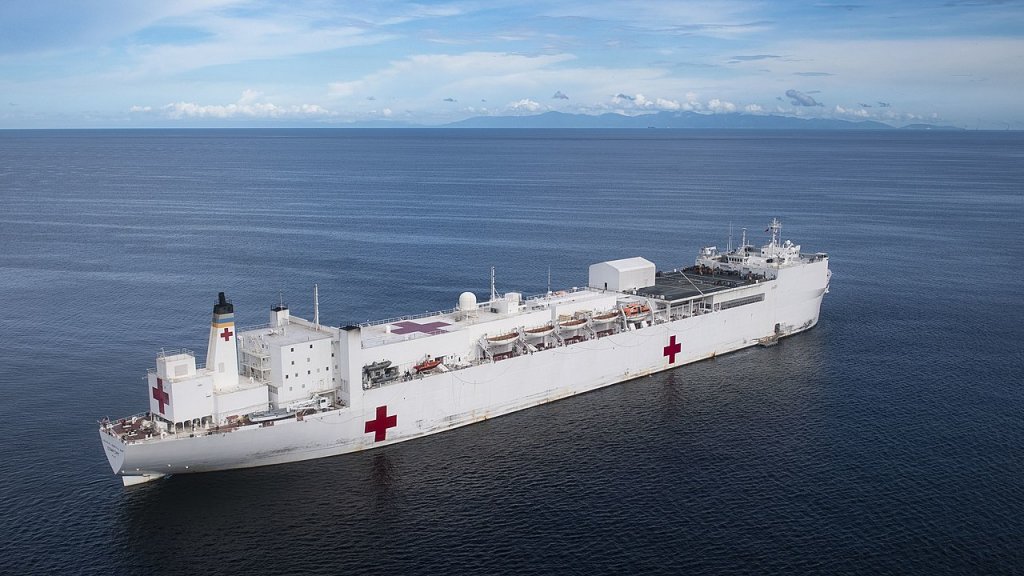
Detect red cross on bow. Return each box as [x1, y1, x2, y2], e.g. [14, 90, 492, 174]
[220, 327, 233, 342]
[663, 335, 682, 364]
[364, 405, 397, 442]
[152, 378, 169, 413]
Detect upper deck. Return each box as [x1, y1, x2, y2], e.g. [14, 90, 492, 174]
[354, 219, 827, 351]
[358, 287, 619, 349]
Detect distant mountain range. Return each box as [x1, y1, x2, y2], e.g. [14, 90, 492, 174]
[441, 110, 962, 130]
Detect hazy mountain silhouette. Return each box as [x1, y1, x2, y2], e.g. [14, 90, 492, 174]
[442, 110, 960, 130]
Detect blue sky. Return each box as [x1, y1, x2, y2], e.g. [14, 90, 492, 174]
[1, 0, 1021, 128]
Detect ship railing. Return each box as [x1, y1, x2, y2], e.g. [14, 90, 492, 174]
[147, 361, 206, 376]
[156, 348, 194, 358]
[521, 286, 589, 302]
[358, 287, 592, 330]
[238, 320, 334, 335]
[238, 322, 273, 332]
[99, 412, 148, 427]
[360, 307, 460, 328]
[113, 414, 256, 444]
[361, 330, 441, 349]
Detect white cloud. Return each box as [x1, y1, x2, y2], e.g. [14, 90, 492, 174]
[330, 51, 578, 97]
[707, 98, 737, 113]
[610, 93, 688, 112]
[736, 37, 1024, 126]
[539, 1, 767, 39]
[3, 1, 1022, 128]
[125, 19, 391, 79]
[0, 0, 239, 54]
[606, 92, 745, 115]
[508, 98, 544, 113]
[328, 80, 363, 98]
[834, 104, 869, 118]
[328, 51, 593, 121]
[155, 90, 333, 119]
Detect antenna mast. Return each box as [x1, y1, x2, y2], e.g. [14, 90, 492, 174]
[547, 266, 552, 295]
[313, 284, 320, 328]
[490, 266, 497, 301]
[728, 222, 733, 252]
[769, 218, 781, 248]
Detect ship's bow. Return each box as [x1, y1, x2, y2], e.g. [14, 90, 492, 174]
[98, 426, 126, 474]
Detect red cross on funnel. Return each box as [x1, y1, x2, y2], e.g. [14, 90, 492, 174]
[220, 327, 233, 341]
[364, 406, 397, 442]
[152, 378, 169, 413]
[663, 335, 682, 364]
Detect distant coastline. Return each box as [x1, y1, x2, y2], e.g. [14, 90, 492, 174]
[441, 111, 964, 131]
[0, 111, 974, 131]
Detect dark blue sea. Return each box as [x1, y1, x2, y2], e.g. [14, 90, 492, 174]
[1, 129, 1022, 575]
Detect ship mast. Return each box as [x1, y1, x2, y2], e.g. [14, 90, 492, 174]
[490, 266, 497, 301]
[769, 218, 781, 248]
[313, 284, 320, 328]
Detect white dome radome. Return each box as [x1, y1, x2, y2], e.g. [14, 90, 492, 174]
[458, 291, 478, 312]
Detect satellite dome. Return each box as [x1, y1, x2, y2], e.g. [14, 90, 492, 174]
[458, 291, 478, 312]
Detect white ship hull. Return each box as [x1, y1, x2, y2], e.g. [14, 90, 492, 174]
[100, 252, 829, 485]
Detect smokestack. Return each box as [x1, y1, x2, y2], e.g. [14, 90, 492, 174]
[206, 291, 239, 391]
[214, 291, 233, 315]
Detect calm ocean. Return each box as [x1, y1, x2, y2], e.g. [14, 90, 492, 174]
[0, 129, 1021, 575]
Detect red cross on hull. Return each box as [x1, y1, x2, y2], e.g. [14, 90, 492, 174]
[152, 378, 169, 413]
[365, 405, 397, 442]
[663, 335, 682, 364]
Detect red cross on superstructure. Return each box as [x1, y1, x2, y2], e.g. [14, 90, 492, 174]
[364, 405, 397, 442]
[152, 378, 169, 413]
[220, 327, 233, 341]
[663, 335, 682, 364]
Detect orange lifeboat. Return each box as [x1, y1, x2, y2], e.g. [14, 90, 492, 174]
[414, 357, 443, 372]
[622, 303, 651, 317]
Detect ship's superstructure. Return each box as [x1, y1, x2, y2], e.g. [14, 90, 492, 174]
[100, 220, 830, 485]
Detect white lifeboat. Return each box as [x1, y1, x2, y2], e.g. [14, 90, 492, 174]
[486, 332, 520, 344]
[591, 311, 620, 325]
[523, 324, 554, 338]
[558, 317, 587, 331]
